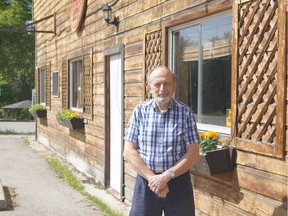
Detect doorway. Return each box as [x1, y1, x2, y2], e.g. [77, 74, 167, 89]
[104, 45, 124, 199]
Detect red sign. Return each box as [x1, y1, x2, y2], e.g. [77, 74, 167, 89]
[70, 0, 87, 32]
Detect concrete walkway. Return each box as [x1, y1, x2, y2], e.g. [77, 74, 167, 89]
[0, 135, 130, 216]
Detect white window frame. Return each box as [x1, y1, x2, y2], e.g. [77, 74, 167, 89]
[168, 11, 232, 135]
[69, 58, 83, 112]
[39, 68, 46, 105]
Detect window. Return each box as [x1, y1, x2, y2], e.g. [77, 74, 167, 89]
[69, 58, 82, 111]
[169, 12, 232, 134]
[52, 72, 59, 96]
[39, 68, 46, 104]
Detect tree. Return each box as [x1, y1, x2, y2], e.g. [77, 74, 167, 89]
[0, 0, 34, 106]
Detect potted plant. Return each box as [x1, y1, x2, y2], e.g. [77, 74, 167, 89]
[56, 109, 84, 129]
[29, 104, 47, 118]
[193, 131, 236, 175]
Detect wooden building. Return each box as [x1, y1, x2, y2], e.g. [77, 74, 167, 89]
[33, 0, 287, 215]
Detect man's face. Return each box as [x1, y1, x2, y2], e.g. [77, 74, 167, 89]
[148, 68, 176, 105]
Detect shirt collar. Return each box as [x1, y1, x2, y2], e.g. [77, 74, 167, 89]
[152, 98, 175, 112]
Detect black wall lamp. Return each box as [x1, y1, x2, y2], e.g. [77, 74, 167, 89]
[102, 4, 119, 27]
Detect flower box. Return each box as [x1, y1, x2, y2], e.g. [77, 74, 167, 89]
[34, 110, 47, 118]
[192, 131, 236, 175]
[56, 109, 84, 129]
[29, 104, 47, 118]
[58, 118, 84, 129]
[193, 147, 236, 176]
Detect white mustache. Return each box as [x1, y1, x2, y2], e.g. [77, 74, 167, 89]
[155, 96, 170, 103]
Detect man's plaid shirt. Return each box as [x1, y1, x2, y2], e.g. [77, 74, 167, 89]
[124, 99, 200, 173]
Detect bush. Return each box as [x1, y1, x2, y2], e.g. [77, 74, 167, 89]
[19, 108, 32, 120]
[29, 104, 46, 113]
[0, 109, 3, 119]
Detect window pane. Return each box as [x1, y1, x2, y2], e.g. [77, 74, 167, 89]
[52, 72, 59, 96]
[77, 61, 82, 107]
[173, 26, 199, 114]
[201, 17, 231, 126]
[70, 59, 82, 109]
[72, 62, 77, 107]
[39, 69, 46, 103]
[171, 14, 232, 128]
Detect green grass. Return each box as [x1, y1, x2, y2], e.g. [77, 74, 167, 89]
[47, 156, 123, 216]
[22, 137, 30, 145]
[0, 129, 34, 135]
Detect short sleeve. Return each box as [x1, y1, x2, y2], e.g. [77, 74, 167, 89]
[124, 106, 140, 144]
[184, 110, 200, 145]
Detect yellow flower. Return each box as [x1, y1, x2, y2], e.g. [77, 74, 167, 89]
[205, 131, 218, 139]
[71, 113, 78, 118]
[199, 130, 221, 153]
[56, 109, 81, 121]
[199, 133, 205, 139]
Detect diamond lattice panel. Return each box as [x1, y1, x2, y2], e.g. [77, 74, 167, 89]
[62, 60, 69, 109]
[83, 53, 92, 116]
[145, 30, 162, 99]
[237, 0, 278, 144]
[145, 30, 162, 73]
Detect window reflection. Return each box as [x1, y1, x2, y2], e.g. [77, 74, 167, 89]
[70, 59, 82, 110]
[171, 14, 232, 128]
[39, 68, 46, 104]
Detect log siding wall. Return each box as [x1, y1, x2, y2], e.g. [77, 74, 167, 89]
[33, 0, 287, 214]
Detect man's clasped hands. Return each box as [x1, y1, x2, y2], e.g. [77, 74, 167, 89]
[148, 172, 171, 198]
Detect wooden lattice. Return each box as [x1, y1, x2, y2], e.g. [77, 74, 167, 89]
[237, 0, 278, 144]
[46, 63, 51, 110]
[61, 60, 69, 109]
[35, 68, 39, 104]
[83, 52, 93, 119]
[144, 30, 162, 99]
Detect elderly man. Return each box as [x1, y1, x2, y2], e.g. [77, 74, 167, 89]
[123, 66, 200, 216]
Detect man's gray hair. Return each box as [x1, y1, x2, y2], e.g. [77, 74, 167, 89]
[146, 65, 176, 84]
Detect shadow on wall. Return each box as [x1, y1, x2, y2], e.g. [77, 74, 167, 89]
[272, 202, 287, 216]
[39, 118, 48, 127]
[191, 169, 243, 204]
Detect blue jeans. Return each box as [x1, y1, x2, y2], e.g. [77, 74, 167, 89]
[129, 171, 195, 216]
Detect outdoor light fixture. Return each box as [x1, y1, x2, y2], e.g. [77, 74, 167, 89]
[102, 4, 119, 26]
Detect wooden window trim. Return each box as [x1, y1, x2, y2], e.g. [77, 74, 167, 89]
[61, 46, 93, 119]
[275, 0, 286, 157]
[69, 57, 83, 112]
[35, 62, 51, 110]
[38, 67, 46, 105]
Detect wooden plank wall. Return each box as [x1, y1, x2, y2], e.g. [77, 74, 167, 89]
[33, 0, 287, 214]
[286, 6, 288, 153]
